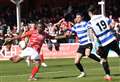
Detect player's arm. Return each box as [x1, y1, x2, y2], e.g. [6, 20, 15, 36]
[3, 33, 17, 45]
[20, 31, 32, 38]
[11, 31, 32, 40]
[54, 35, 67, 39]
[45, 32, 67, 40]
[54, 30, 73, 39]
[54, 18, 65, 27]
[55, 29, 76, 39]
[88, 28, 99, 50]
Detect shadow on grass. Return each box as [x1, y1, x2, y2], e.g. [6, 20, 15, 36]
[112, 73, 120, 76]
[52, 75, 77, 79]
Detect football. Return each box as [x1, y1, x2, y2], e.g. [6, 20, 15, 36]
[19, 41, 26, 49]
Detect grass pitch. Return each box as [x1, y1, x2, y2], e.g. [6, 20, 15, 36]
[0, 58, 120, 82]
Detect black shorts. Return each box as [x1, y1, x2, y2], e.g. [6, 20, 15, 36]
[47, 40, 60, 51]
[97, 40, 120, 59]
[77, 43, 93, 55]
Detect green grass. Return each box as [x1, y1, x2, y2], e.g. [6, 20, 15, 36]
[0, 58, 120, 82]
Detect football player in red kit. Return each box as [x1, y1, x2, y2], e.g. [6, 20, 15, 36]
[10, 22, 57, 80]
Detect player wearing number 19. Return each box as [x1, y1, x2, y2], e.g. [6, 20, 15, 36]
[87, 5, 120, 81]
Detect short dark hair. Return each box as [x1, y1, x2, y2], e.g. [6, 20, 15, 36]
[76, 12, 84, 17]
[37, 22, 46, 30]
[88, 5, 100, 14]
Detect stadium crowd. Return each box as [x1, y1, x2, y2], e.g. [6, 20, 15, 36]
[0, 4, 120, 49]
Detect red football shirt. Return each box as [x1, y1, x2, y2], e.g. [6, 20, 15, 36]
[21, 30, 49, 53]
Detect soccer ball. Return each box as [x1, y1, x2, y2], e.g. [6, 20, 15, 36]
[19, 41, 26, 49]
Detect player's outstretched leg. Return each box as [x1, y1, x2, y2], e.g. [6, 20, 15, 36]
[75, 53, 86, 78]
[9, 55, 24, 63]
[25, 57, 31, 67]
[40, 52, 47, 67]
[28, 60, 40, 81]
[75, 63, 86, 78]
[101, 59, 112, 81]
[89, 53, 101, 62]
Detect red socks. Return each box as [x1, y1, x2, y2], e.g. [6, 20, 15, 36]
[40, 50, 44, 62]
[31, 66, 39, 78]
[40, 53, 44, 62]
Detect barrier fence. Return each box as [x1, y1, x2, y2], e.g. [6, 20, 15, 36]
[0, 43, 119, 60]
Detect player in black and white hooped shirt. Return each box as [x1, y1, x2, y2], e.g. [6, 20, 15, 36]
[87, 5, 120, 81]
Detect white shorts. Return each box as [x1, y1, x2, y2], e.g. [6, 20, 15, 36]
[19, 47, 40, 60]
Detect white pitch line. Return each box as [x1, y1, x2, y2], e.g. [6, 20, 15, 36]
[0, 71, 65, 78]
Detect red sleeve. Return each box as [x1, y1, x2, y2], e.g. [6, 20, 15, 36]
[21, 31, 32, 39]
